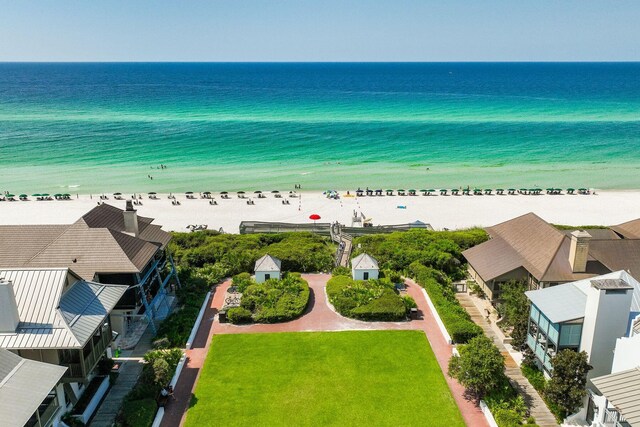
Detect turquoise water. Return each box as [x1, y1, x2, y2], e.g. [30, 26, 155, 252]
[1, 63, 639, 193]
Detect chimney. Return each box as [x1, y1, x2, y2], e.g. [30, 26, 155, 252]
[123, 200, 139, 237]
[0, 279, 20, 333]
[569, 230, 592, 273]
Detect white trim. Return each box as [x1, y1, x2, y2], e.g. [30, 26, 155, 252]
[479, 400, 499, 427]
[151, 407, 165, 427]
[186, 291, 211, 350]
[421, 288, 453, 344]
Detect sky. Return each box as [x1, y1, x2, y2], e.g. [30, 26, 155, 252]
[0, 0, 639, 62]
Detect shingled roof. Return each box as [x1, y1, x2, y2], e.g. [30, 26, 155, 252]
[0, 268, 127, 350]
[254, 254, 281, 272]
[611, 218, 640, 239]
[0, 203, 170, 281]
[351, 253, 379, 270]
[463, 212, 640, 283]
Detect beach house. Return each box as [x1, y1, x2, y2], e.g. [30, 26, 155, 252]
[462, 212, 640, 301]
[254, 254, 281, 283]
[351, 253, 379, 280]
[524, 270, 639, 379]
[0, 201, 179, 340]
[0, 268, 128, 426]
[0, 348, 68, 427]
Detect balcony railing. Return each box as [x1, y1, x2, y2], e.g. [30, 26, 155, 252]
[603, 408, 630, 427]
[25, 395, 60, 427]
[62, 324, 112, 381]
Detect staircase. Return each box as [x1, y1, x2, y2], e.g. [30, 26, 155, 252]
[331, 222, 353, 267]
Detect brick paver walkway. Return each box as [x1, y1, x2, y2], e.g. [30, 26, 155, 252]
[161, 275, 488, 427]
[456, 292, 559, 427]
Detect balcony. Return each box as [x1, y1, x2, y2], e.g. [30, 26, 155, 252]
[61, 323, 112, 382]
[25, 394, 61, 427]
[603, 408, 631, 427]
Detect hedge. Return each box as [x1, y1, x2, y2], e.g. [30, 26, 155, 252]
[122, 398, 157, 427]
[326, 275, 406, 321]
[408, 262, 482, 343]
[227, 273, 310, 324]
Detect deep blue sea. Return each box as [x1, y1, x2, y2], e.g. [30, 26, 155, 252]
[1, 62, 639, 193]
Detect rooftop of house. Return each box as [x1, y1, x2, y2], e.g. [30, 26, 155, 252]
[462, 212, 640, 284]
[0, 348, 67, 427]
[525, 270, 640, 325]
[591, 366, 640, 426]
[254, 254, 281, 272]
[351, 253, 379, 270]
[0, 268, 128, 350]
[0, 203, 171, 280]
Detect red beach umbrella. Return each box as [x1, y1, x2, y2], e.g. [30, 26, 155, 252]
[309, 214, 321, 222]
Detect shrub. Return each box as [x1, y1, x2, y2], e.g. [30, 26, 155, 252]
[232, 272, 253, 293]
[326, 276, 406, 321]
[448, 335, 506, 399]
[521, 362, 546, 393]
[402, 295, 417, 314]
[331, 266, 351, 276]
[546, 350, 592, 420]
[122, 398, 157, 427]
[227, 307, 253, 324]
[244, 275, 310, 323]
[409, 263, 482, 343]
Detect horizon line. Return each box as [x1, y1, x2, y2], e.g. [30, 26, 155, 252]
[1, 60, 640, 64]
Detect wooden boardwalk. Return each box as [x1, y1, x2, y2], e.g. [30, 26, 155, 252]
[456, 293, 559, 427]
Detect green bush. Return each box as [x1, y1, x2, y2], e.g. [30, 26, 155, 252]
[170, 232, 335, 274]
[409, 263, 482, 343]
[227, 307, 253, 324]
[353, 228, 487, 279]
[232, 272, 253, 293]
[521, 362, 547, 393]
[402, 295, 417, 314]
[122, 398, 157, 427]
[331, 266, 351, 276]
[241, 274, 310, 323]
[326, 276, 406, 321]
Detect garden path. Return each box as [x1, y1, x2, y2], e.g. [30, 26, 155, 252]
[161, 275, 488, 427]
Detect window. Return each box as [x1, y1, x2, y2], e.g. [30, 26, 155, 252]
[265, 274, 270, 280]
[559, 323, 583, 347]
[363, 272, 369, 280]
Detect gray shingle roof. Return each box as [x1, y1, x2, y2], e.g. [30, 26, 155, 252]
[254, 254, 281, 272]
[0, 349, 67, 427]
[351, 253, 379, 270]
[0, 214, 163, 281]
[0, 268, 127, 349]
[591, 367, 640, 426]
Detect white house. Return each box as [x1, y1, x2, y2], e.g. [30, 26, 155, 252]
[254, 254, 281, 283]
[525, 270, 639, 379]
[351, 253, 379, 281]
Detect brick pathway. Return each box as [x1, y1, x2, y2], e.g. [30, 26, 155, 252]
[456, 292, 559, 427]
[90, 360, 143, 427]
[161, 275, 488, 427]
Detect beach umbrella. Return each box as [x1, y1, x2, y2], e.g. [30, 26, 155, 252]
[237, 191, 245, 194]
[309, 214, 321, 224]
[271, 190, 279, 193]
[19, 194, 27, 198]
[41, 193, 50, 197]
[203, 191, 211, 195]
[254, 190, 262, 194]
[32, 193, 41, 197]
[63, 193, 71, 197]
[185, 191, 194, 194]
[220, 191, 228, 194]
[6, 194, 15, 198]
[148, 192, 157, 194]
[114, 192, 122, 196]
[54, 193, 62, 197]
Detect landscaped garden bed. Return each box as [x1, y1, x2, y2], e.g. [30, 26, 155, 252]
[185, 330, 464, 427]
[226, 272, 310, 324]
[326, 274, 414, 321]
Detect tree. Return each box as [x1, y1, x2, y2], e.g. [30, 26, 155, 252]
[448, 335, 506, 399]
[499, 280, 530, 350]
[545, 350, 592, 419]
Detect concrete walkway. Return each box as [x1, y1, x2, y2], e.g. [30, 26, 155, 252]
[456, 292, 559, 427]
[161, 275, 488, 427]
[89, 359, 143, 427]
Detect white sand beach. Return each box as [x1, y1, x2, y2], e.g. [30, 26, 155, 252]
[0, 190, 638, 233]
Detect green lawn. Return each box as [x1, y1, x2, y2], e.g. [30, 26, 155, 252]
[185, 330, 464, 427]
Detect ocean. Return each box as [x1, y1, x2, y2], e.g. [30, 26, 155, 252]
[1, 62, 639, 193]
